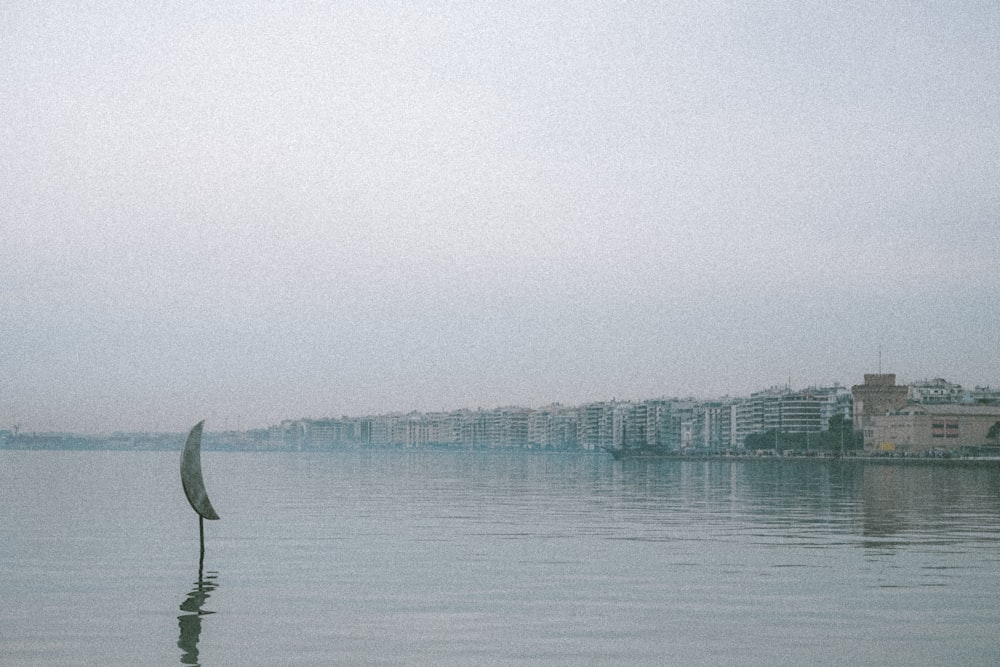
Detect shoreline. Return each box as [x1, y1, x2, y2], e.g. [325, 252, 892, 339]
[601, 448, 1000, 465]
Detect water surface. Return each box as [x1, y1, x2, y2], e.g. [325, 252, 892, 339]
[2, 450, 999, 665]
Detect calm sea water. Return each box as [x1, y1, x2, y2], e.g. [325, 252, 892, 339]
[2, 450, 1000, 666]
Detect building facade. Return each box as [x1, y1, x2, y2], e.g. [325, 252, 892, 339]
[865, 404, 1000, 454]
[852, 373, 909, 432]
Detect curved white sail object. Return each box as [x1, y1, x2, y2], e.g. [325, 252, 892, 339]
[181, 420, 220, 520]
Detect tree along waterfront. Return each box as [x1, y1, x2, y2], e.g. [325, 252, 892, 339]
[743, 414, 864, 454]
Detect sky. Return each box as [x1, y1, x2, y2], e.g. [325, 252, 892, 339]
[2, 1, 999, 434]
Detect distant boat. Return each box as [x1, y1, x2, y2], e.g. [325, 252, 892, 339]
[601, 445, 672, 460]
[600, 446, 627, 460]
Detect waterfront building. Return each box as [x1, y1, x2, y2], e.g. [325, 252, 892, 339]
[734, 387, 781, 439]
[498, 408, 531, 448]
[642, 400, 675, 450]
[370, 414, 397, 447]
[396, 414, 424, 448]
[549, 412, 580, 449]
[864, 404, 1000, 454]
[734, 399, 760, 450]
[612, 403, 650, 451]
[448, 408, 532, 448]
[657, 400, 697, 450]
[852, 373, 909, 432]
[279, 419, 306, 449]
[968, 385, 1000, 404]
[779, 393, 824, 434]
[908, 378, 966, 404]
[733, 387, 833, 448]
[811, 384, 853, 425]
[527, 405, 579, 449]
[304, 419, 338, 448]
[457, 410, 489, 447]
[695, 401, 739, 451]
[576, 402, 616, 451]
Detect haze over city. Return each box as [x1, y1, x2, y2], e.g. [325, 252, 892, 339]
[3, 2, 998, 434]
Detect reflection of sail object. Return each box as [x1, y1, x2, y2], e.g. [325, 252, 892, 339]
[178, 571, 218, 666]
[181, 421, 219, 520]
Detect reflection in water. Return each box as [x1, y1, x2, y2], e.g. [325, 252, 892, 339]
[857, 463, 999, 549]
[605, 458, 1000, 553]
[178, 571, 218, 666]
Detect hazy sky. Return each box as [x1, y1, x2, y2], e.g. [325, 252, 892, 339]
[3, 1, 999, 433]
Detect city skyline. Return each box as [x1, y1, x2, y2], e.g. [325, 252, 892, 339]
[8, 374, 998, 457]
[4, 2, 998, 434]
[6, 371, 997, 437]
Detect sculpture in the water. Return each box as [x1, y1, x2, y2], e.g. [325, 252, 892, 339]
[181, 420, 219, 520]
[181, 420, 219, 572]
